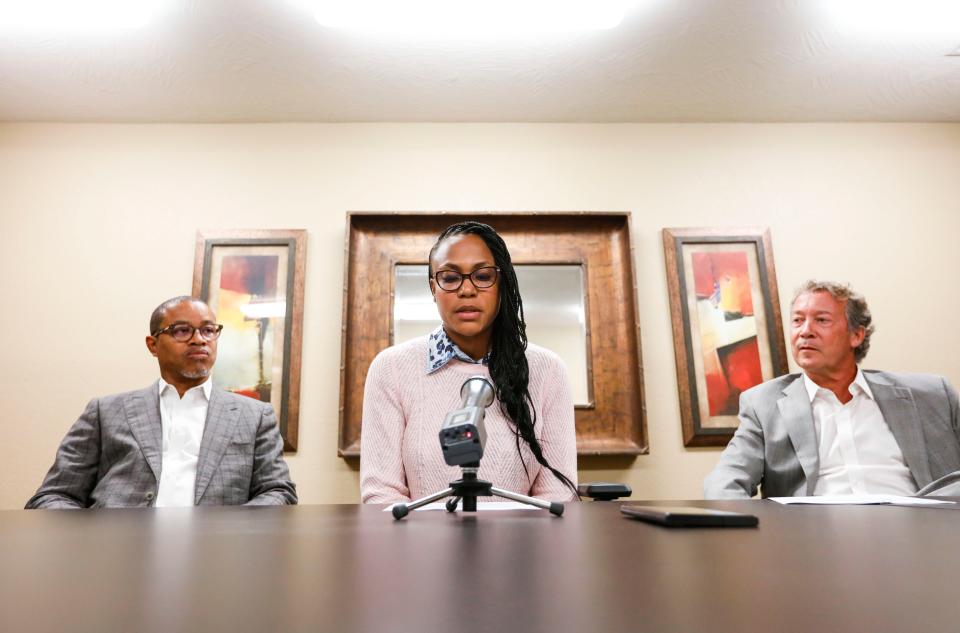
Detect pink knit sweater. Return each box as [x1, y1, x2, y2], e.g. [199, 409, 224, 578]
[360, 336, 578, 504]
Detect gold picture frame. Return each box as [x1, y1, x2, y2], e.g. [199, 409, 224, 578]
[192, 229, 306, 451]
[663, 227, 789, 447]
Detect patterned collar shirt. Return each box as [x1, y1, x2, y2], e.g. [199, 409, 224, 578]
[426, 326, 490, 374]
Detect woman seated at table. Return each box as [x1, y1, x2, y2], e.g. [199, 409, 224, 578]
[360, 221, 578, 504]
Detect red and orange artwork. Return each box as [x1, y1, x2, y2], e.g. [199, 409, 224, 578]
[214, 254, 282, 403]
[691, 251, 763, 416]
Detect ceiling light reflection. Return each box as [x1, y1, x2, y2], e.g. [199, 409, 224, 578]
[0, 0, 168, 31]
[309, 0, 632, 36]
[824, 0, 960, 40]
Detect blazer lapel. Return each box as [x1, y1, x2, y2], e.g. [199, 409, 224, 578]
[194, 387, 238, 504]
[867, 374, 933, 489]
[123, 384, 163, 481]
[778, 378, 820, 494]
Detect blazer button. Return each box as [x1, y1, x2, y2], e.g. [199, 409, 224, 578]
[145, 491, 155, 502]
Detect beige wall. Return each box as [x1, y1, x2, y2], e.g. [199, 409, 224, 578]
[1, 122, 958, 509]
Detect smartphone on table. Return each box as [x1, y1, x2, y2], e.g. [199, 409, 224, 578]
[620, 505, 758, 527]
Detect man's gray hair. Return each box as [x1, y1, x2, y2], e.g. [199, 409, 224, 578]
[792, 280, 875, 363]
[149, 296, 208, 335]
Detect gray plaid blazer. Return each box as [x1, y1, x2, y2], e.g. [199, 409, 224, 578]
[26, 382, 297, 508]
[704, 371, 960, 499]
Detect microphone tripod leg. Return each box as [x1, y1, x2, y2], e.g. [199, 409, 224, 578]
[392, 487, 456, 520]
[489, 486, 564, 516]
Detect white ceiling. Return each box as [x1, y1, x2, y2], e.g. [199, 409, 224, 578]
[1, 0, 959, 122]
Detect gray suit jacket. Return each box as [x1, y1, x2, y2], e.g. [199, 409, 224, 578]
[26, 383, 297, 508]
[704, 370, 960, 499]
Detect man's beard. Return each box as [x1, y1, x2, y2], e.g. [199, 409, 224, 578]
[181, 367, 211, 379]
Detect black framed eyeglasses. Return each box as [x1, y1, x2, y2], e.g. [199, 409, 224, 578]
[152, 323, 224, 342]
[433, 267, 500, 292]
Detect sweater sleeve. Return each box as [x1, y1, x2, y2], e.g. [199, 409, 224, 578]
[530, 353, 579, 502]
[360, 350, 412, 504]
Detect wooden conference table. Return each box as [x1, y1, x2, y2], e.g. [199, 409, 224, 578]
[1, 499, 958, 633]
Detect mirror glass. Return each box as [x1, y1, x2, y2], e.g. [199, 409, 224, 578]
[394, 264, 590, 404]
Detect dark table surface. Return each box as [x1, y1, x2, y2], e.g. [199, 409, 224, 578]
[1, 499, 958, 633]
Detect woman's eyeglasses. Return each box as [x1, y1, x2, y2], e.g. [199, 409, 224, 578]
[433, 267, 499, 292]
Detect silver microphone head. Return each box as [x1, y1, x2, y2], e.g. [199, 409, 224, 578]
[439, 376, 494, 466]
[460, 376, 494, 409]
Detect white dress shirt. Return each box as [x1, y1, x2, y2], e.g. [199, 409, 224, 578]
[805, 369, 918, 496]
[155, 378, 212, 507]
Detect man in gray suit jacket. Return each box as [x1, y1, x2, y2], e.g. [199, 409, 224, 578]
[26, 296, 297, 509]
[705, 281, 960, 499]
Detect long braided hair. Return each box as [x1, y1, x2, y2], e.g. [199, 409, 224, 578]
[429, 221, 578, 498]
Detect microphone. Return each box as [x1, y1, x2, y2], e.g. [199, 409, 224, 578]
[439, 376, 494, 466]
[460, 375, 494, 409]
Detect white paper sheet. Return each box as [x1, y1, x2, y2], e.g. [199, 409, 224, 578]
[383, 501, 539, 512]
[769, 495, 955, 506]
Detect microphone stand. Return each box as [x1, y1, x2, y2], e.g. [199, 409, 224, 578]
[391, 462, 564, 520]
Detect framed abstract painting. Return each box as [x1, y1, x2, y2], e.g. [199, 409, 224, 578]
[192, 229, 306, 451]
[663, 227, 789, 447]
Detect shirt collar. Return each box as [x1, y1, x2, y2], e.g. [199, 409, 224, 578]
[426, 326, 490, 374]
[802, 367, 874, 402]
[159, 377, 212, 401]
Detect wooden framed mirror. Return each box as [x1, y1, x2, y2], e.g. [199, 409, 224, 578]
[338, 212, 647, 458]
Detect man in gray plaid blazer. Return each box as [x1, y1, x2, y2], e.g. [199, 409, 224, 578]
[26, 296, 297, 509]
[705, 281, 960, 499]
